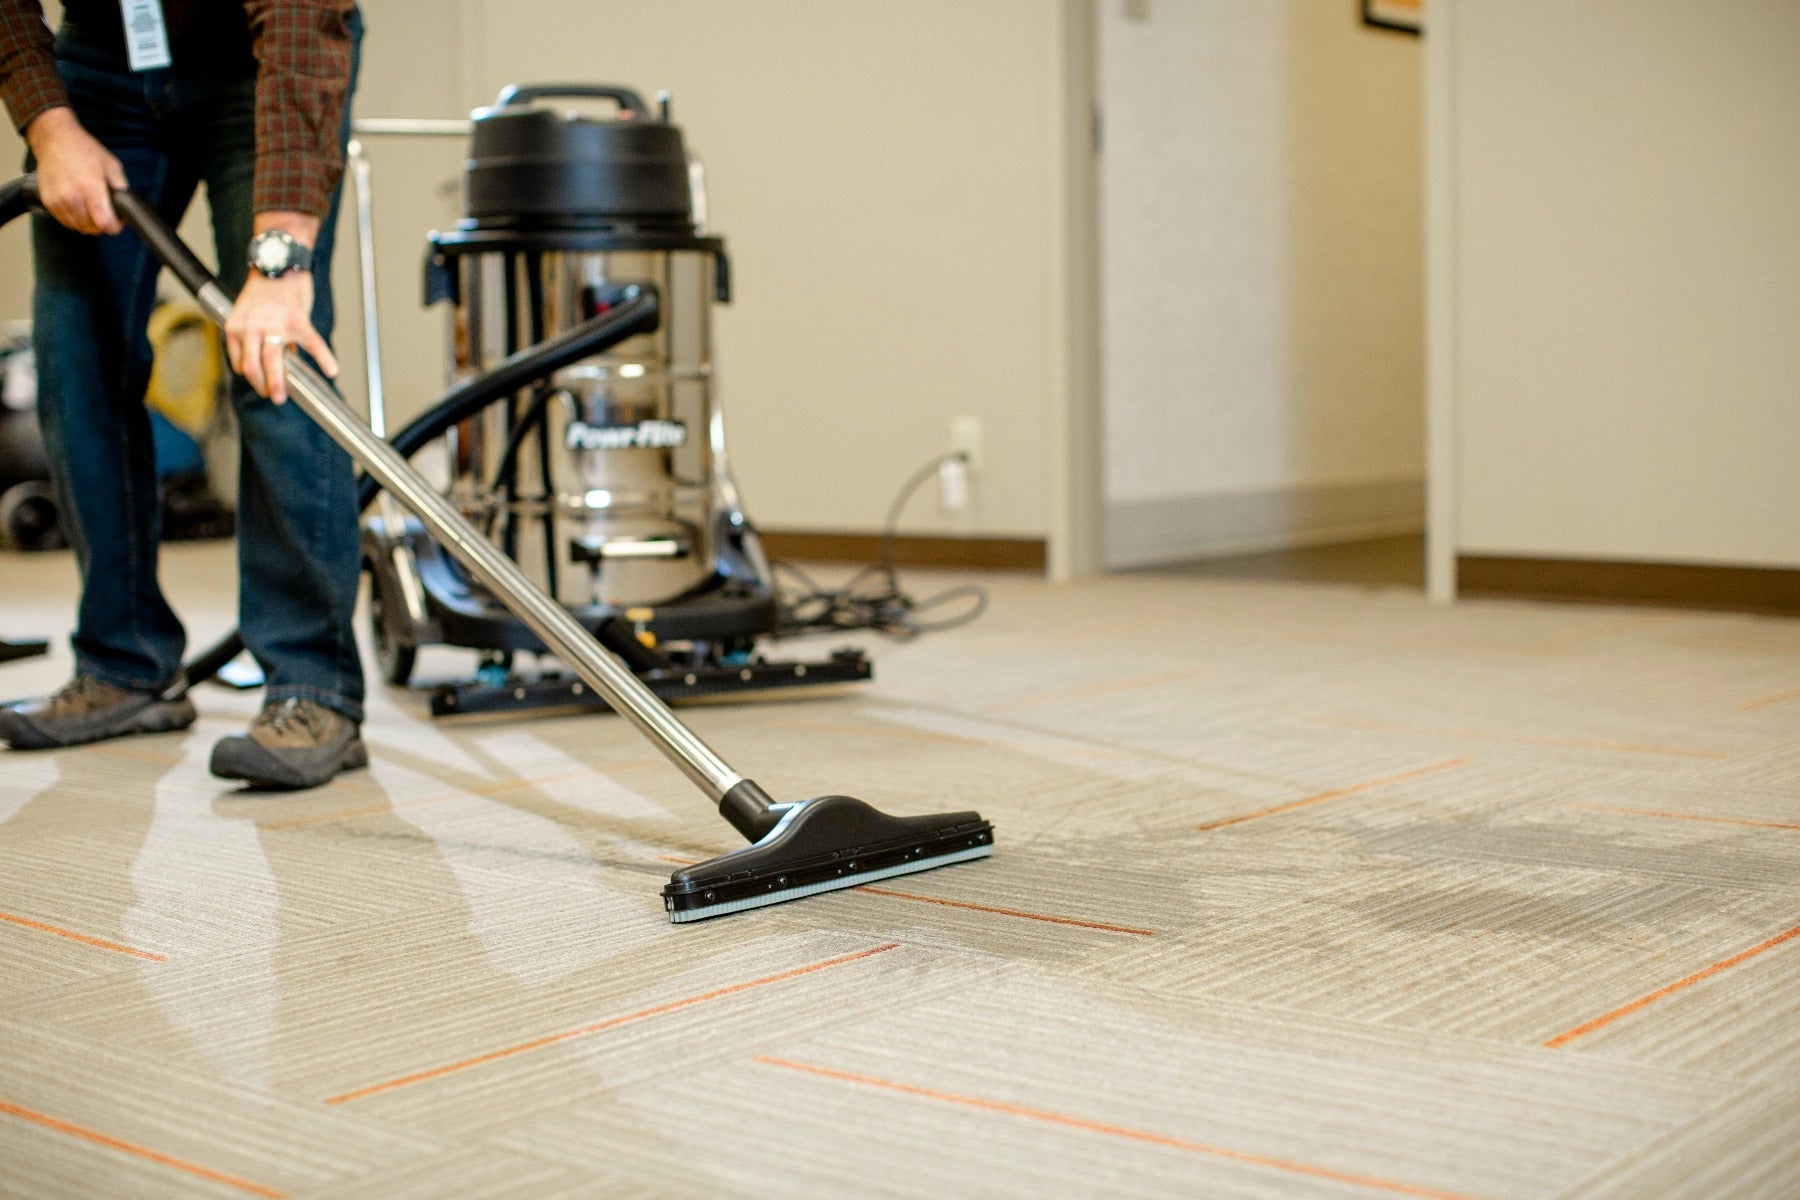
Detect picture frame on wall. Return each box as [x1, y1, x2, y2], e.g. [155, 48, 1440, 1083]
[1362, 0, 1423, 36]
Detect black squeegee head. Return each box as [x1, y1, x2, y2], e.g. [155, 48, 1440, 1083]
[663, 794, 994, 923]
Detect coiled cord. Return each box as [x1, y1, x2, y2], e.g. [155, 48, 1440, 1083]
[772, 452, 989, 640]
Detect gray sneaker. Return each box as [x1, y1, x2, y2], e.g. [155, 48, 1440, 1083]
[209, 697, 367, 790]
[0, 674, 196, 750]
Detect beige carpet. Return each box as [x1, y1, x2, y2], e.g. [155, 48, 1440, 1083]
[1, 541, 1796, 1198]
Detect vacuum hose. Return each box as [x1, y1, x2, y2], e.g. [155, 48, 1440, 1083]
[0, 174, 661, 686]
[0, 175, 34, 228]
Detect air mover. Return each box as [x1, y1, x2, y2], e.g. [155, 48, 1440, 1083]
[0, 159, 995, 922]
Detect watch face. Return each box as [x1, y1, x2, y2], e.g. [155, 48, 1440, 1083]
[251, 233, 293, 275]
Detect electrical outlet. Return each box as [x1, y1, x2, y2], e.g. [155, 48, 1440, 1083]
[949, 416, 984, 474]
[938, 456, 969, 513]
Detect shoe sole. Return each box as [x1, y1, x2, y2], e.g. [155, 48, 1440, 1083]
[210, 737, 369, 791]
[0, 699, 197, 751]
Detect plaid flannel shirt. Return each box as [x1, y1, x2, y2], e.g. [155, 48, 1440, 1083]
[0, 0, 354, 217]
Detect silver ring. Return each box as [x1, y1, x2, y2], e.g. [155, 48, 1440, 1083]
[264, 334, 285, 347]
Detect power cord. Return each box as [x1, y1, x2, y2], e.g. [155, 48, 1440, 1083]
[771, 452, 989, 640]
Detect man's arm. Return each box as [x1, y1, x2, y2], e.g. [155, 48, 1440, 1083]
[0, 0, 64, 135]
[227, 0, 355, 404]
[2, 1, 126, 235]
[243, 0, 355, 220]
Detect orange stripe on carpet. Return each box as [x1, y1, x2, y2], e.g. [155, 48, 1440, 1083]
[1313, 717, 1725, 760]
[0, 1099, 283, 1198]
[854, 886, 1154, 935]
[1545, 920, 1800, 1049]
[0, 911, 164, 962]
[325, 943, 900, 1104]
[1568, 803, 1800, 833]
[751, 1057, 1484, 1199]
[1197, 758, 1473, 831]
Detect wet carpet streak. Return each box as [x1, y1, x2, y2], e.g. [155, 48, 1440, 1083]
[1, 542, 1797, 1197]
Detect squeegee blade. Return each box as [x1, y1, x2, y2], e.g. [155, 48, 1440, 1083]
[662, 795, 994, 924]
[668, 842, 993, 923]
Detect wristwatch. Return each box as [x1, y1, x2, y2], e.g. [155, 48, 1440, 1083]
[247, 229, 314, 279]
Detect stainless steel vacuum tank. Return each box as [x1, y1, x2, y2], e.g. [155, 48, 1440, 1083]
[425, 84, 741, 613]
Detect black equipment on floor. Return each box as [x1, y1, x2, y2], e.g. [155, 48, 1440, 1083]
[0, 637, 48, 663]
[0, 328, 60, 551]
[0, 316, 235, 551]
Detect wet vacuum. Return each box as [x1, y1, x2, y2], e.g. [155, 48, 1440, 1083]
[368, 84, 871, 717]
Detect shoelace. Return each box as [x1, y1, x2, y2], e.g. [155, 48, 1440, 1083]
[51, 674, 111, 711]
[259, 697, 325, 739]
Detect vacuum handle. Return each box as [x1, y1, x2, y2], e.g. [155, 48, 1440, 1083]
[0, 174, 40, 229]
[493, 83, 650, 118]
[0, 175, 215, 310]
[112, 188, 217, 297]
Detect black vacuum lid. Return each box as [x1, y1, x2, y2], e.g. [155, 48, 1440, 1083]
[464, 83, 693, 231]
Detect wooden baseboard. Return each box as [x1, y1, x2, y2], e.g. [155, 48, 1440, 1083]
[758, 530, 1046, 572]
[1106, 477, 1423, 568]
[1459, 555, 1800, 616]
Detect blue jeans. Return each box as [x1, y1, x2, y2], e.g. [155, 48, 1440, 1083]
[30, 15, 365, 722]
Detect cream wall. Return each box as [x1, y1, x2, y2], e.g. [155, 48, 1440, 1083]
[1100, 0, 1423, 567]
[457, 0, 1071, 543]
[1436, 0, 1800, 573]
[2, 1, 1083, 552]
[0, 118, 26, 323]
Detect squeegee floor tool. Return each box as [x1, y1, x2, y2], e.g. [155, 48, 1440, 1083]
[0, 176, 994, 922]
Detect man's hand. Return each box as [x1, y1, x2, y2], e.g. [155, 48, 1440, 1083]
[225, 272, 339, 405]
[224, 214, 338, 405]
[25, 107, 126, 236]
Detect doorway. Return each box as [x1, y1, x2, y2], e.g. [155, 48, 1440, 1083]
[1094, 1, 1425, 590]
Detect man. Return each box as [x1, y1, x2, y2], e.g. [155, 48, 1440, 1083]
[0, 0, 367, 789]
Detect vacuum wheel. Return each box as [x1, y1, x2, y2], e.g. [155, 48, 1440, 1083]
[364, 561, 417, 687]
[0, 481, 65, 552]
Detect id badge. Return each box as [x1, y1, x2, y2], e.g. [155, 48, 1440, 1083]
[119, 0, 172, 72]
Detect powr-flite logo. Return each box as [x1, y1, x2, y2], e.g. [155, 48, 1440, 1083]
[566, 419, 688, 451]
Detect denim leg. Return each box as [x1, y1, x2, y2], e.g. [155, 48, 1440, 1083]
[183, 17, 366, 721]
[30, 57, 202, 692]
